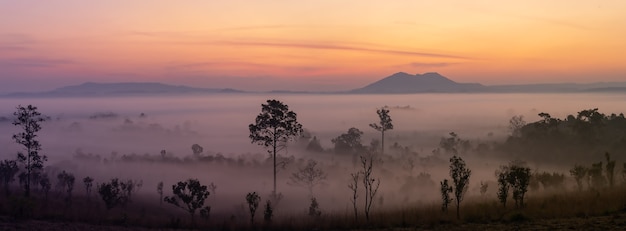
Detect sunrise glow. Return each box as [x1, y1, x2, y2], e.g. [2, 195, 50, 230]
[1, 1, 625, 92]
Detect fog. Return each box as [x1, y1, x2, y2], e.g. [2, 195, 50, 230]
[1, 93, 625, 218]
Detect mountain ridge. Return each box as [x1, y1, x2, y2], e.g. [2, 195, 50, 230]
[3, 73, 626, 97]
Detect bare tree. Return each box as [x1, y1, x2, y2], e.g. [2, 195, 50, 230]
[249, 99, 303, 195]
[289, 160, 327, 197]
[449, 155, 471, 219]
[348, 172, 359, 222]
[12, 105, 47, 197]
[369, 108, 393, 155]
[361, 155, 380, 222]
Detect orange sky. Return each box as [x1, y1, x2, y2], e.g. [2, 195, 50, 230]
[1, 1, 625, 92]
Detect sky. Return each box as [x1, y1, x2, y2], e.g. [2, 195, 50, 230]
[1, 1, 625, 93]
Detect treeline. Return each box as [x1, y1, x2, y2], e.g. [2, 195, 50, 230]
[501, 108, 626, 163]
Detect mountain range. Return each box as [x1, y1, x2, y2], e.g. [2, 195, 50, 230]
[3, 72, 626, 97]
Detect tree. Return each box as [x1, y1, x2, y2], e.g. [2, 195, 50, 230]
[332, 127, 364, 154]
[449, 155, 471, 219]
[496, 166, 510, 207]
[263, 200, 273, 223]
[605, 152, 616, 188]
[0, 159, 19, 196]
[12, 105, 47, 197]
[496, 161, 531, 208]
[440, 179, 453, 212]
[509, 163, 531, 208]
[361, 155, 380, 222]
[369, 108, 393, 155]
[589, 162, 605, 189]
[98, 178, 128, 210]
[479, 181, 488, 196]
[508, 115, 526, 138]
[83, 176, 93, 199]
[289, 160, 327, 197]
[164, 179, 211, 224]
[306, 136, 324, 152]
[191, 144, 203, 156]
[246, 192, 260, 226]
[157, 181, 164, 205]
[348, 172, 359, 222]
[308, 197, 321, 218]
[569, 164, 587, 191]
[39, 174, 51, 203]
[249, 99, 303, 195]
[57, 170, 75, 205]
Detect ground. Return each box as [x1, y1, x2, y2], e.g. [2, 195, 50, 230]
[2, 213, 626, 231]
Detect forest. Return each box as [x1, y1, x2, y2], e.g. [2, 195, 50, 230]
[1, 101, 626, 230]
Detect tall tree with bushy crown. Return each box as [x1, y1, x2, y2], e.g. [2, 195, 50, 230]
[12, 105, 47, 197]
[249, 99, 303, 195]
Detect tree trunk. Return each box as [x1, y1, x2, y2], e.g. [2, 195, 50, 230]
[273, 128, 277, 195]
[381, 130, 385, 155]
[456, 200, 460, 219]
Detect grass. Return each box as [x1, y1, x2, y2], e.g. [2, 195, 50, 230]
[2, 184, 626, 230]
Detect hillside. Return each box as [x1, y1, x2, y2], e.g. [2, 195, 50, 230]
[5, 82, 244, 97]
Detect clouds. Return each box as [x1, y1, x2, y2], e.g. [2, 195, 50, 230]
[0, 58, 75, 68]
[218, 41, 472, 60]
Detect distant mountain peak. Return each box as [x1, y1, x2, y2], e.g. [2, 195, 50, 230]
[351, 72, 484, 93]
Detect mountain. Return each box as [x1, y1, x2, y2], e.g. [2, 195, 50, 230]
[5, 82, 244, 97]
[351, 72, 485, 93]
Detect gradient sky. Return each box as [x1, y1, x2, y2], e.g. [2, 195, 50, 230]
[1, 1, 625, 93]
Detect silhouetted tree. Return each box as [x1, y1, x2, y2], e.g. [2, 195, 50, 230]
[605, 152, 616, 188]
[439, 132, 470, 156]
[348, 172, 359, 222]
[57, 170, 75, 205]
[369, 108, 393, 155]
[164, 179, 211, 224]
[39, 174, 51, 203]
[496, 166, 510, 208]
[157, 181, 164, 205]
[589, 162, 606, 189]
[449, 155, 471, 219]
[98, 178, 128, 210]
[332, 127, 364, 154]
[440, 179, 452, 212]
[263, 200, 273, 223]
[12, 105, 47, 197]
[479, 181, 488, 196]
[509, 163, 531, 208]
[83, 176, 93, 199]
[306, 136, 324, 152]
[569, 165, 587, 191]
[0, 159, 19, 196]
[249, 99, 303, 195]
[289, 160, 326, 197]
[246, 192, 260, 226]
[308, 197, 321, 218]
[508, 115, 526, 138]
[191, 144, 203, 156]
[361, 155, 380, 222]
